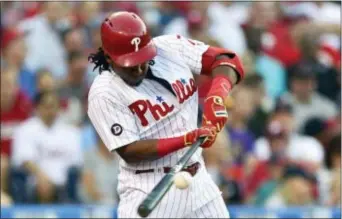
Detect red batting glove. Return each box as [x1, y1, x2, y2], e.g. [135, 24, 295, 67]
[157, 125, 218, 157]
[185, 125, 218, 148]
[202, 75, 232, 132]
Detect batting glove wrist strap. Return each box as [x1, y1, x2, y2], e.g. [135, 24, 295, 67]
[156, 136, 188, 157]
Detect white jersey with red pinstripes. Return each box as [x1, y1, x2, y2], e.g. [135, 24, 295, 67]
[87, 35, 229, 218]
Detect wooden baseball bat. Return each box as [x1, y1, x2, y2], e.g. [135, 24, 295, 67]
[137, 137, 204, 218]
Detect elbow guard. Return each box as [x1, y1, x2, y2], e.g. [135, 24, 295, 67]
[201, 46, 245, 83]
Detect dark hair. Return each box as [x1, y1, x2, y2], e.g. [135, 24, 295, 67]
[282, 164, 317, 183]
[88, 47, 110, 73]
[34, 90, 58, 106]
[274, 97, 293, 114]
[288, 60, 316, 81]
[302, 117, 326, 137]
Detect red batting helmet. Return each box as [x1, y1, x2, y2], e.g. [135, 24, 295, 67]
[100, 11, 157, 67]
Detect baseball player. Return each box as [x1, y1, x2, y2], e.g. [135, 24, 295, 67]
[87, 11, 244, 218]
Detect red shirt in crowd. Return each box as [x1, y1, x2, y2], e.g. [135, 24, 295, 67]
[1, 91, 33, 157]
[261, 19, 302, 68]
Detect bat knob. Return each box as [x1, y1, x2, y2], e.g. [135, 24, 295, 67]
[138, 204, 150, 218]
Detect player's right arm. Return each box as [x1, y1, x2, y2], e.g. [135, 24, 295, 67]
[88, 96, 216, 163]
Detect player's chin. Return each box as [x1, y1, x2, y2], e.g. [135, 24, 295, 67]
[125, 77, 145, 87]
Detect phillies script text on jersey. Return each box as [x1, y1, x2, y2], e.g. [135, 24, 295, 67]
[128, 78, 197, 126]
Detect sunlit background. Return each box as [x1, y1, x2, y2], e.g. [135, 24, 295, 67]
[0, 1, 341, 218]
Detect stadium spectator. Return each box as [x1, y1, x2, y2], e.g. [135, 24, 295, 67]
[328, 168, 341, 206]
[245, 120, 290, 201]
[164, 2, 247, 55]
[239, 50, 257, 77]
[226, 86, 256, 166]
[306, 126, 341, 205]
[264, 165, 317, 207]
[249, 155, 287, 205]
[318, 133, 341, 205]
[0, 68, 33, 195]
[0, 68, 33, 159]
[59, 52, 88, 100]
[77, 2, 102, 27]
[79, 135, 119, 205]
[186, 9, 220, 47]
[61, 27, 87, 54]
[259, 3, 303, 68]
[242, 2, 279, 70]
[242, 2, 278, 43]
[281, 61, 338, 132]
[218, 173, 244, 205]
[1, 27, 37, 100]
[324, 135, 341, 206]
[207, 2, 248, 55]
[326, 134, 342, 171]
[162, 2, 207, 37]
[240, 3, 287, 99]
[302, 116, 340, 151]
[18, 2, 71, 80]
[255, 55, 287, 100]
[58, 51, 88, 126]
[244, 74, 274, 138]
[220, 85, 258, 202]
[293, 28, 340, 104]
[11, 91, 83, 203]
[88, 19, 102, 50]
[76, 2, 102, 48]
[155, 2, 183, 32]
[203, 130, 232, 185]
[36, 70, 56, 93]
[254, 101, 325, 175]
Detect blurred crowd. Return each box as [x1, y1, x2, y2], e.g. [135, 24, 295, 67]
[0, 1, 341, 208]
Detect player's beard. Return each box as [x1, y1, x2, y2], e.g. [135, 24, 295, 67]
[121, 69, 147, 87]
[114, 62, 148, 87]
[126, 77, 144, 86]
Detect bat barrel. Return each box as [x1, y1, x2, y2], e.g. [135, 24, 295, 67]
[138, 174, 175, 217]
[138, 205, 150, 218]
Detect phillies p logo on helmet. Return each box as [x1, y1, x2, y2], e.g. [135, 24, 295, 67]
[131, 37, 141, 52]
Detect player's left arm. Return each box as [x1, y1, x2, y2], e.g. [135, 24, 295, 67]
[160, 35, 244, 131]
[199, 46, 245, 131]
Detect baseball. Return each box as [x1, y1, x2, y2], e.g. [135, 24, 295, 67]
[173, 171, 193, 189]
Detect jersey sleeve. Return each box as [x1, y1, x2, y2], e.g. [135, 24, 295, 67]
[153, 35, 209, 75]
[87, 96, 140, 152]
